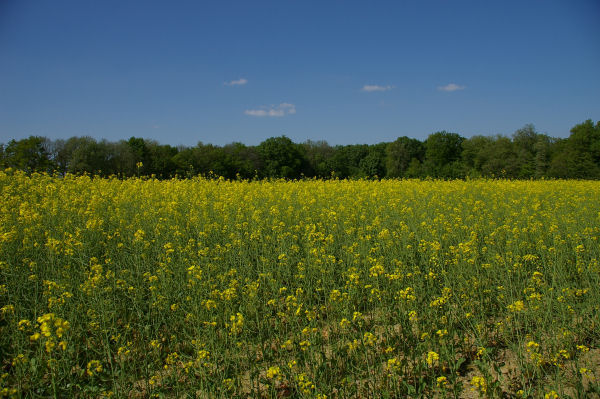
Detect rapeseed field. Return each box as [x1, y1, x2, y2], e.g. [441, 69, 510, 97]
[0, 170, 598, 398]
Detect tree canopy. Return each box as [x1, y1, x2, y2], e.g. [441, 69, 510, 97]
[2, 120, 599, 180]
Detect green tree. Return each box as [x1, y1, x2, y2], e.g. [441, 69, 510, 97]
[327, 144, 369, 178]
[405, 158, 423, 178]
[548, 120, 600, 178]
[3, 136, 53, 173]
[461, 135, 494, 177]
[146, 141, 178, 179]
[533, 135, 555, 178]
[222, 142, 260, 179]
[0, 143, 5, 168]
[569, 119, 600, 161]
[359, 143, 387, 178]
[424, 131, 465, 178]
[385, 136, 425, 178]
[302, 140, 336, 178]
[126, 137, 150, 175]
[480, 136, 519, 178]
[172, 143, 229, 178]
[512, 125, 535, 178]
[257, 136, 306, 178]
[61, 137, 114, 175]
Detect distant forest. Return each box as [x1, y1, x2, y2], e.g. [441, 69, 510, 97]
[1, 119, 599, 179]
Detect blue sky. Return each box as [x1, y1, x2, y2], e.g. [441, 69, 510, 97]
[1, 0, 599, 146]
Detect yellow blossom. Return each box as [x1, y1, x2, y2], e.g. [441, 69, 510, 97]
[266, 366, 281, 379]
[426, 351, 439, 367]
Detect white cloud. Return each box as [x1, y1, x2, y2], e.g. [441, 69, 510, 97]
[438, 83, 465, 92]
[225, 78, 248, 86]
[245, 103, 296, 117]
[361, 84, 394, 92]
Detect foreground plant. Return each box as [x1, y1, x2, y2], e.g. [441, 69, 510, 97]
[0, 171, 599, 397]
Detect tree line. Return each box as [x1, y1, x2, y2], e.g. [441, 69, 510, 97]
[1, 120, 599, 179]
